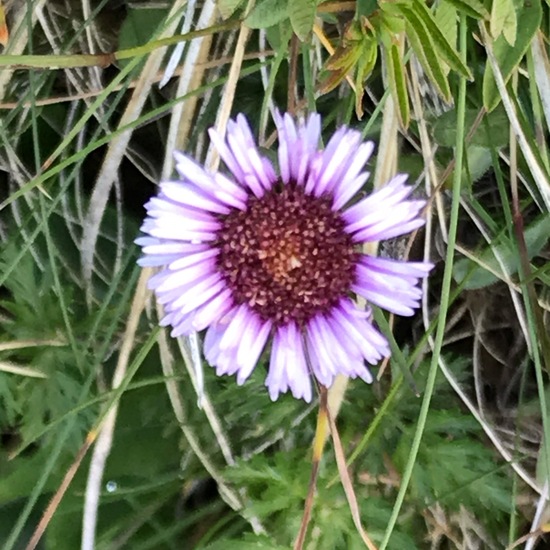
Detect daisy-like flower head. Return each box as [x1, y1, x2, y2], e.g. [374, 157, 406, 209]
[137, 112, 433, 402]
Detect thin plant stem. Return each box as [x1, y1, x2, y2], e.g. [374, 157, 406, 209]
[294, 386, 329, 550]
[379, 14, 468, 549]
[0, 22, 240, 69]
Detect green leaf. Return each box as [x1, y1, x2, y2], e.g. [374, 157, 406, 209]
[379, 10, 406, 34]
[432, 107, 510, 148]
[402, 15, 451, 102]
[483, 0, 542, 111]
[354, 38, 378, 117]
[435, 0, 458, 57]
[442, 0, 488, 19]
[325, 44, 363, 72]
[217, 0, 246, 19]
[288, 0, 316, 41]
[453, 216, 550, 289]
[385, 42, 410, 127]
[536, 427, 550, 486]
[117, 7, 168, 68]
[321, 20, 375, 95]
[490, 0, 517, 45]
[245, 0, 288, 29]
[320, 42, 363, 93]
[357, 0, 379, 17]
[404, 0, 472, 79]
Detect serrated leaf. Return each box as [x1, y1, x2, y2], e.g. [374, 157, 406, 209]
[289, 0, 316, 41]
[217, 0, 246, 19]
[453, 215, 550, 289]
[490, 0, 517, 45]
[385, 42, 410, 128]
[403, 0, 472, 79]
[483, 0, 542, 111]
[443, 0, 488, 19]
[245, 0, 288, 29]
[404, 16, 451, 102]
[432, 107, 510, 147]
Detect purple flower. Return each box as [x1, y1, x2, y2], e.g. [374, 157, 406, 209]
[137, 112, 433, 402]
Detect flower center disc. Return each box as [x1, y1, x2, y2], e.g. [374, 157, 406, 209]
[215, 185, 359, 327]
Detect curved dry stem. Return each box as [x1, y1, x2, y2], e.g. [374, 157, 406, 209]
[81, 268, 150, 550]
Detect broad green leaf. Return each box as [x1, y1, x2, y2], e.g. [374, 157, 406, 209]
[483, 0, 542, 111]
[289, 0, 316, 41]
[404, 0, 472, 79]
[245, 0, 288, 29]
[453, 216, 550, 289]
[217, 0, 246, 19]
[441, 146, 494, 189]
[443, 0, 488, 19]
[265, 19, 293, 49]
[432, 107, 510, 148]
[490, 0, 517, 45]
[403, 16, 451, 102]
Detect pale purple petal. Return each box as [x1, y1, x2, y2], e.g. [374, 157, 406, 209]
[219, 304, 253, 351]
[352, 280, 424, 316]
[332, 140, 375, 209]
[204, 321, 227, 365]
[332, 300, 390, 361]
[192, 288, 234, 331]
[274, 111, 321, 186]
[236, 317, 272, 384]
[361, 256, 434, 278]
[313, 128, 362, 196]
[352, 256, 433, 316]
[274, 111, 297, 184]
[266, 324, 312, 402]
[172, 152, 246, 210]
[155, 259, 218, 292]
[218, 115, 277, 196]
[208, 128, 246, 183]
[345, 198, 425, 236]
[342, 174, 411, 227]
[136, 238, 209, 256]
[332, 172, 369, 212]
[168, 248, 219, 271]
[304, 329, 334, 387]
[160, 182, 231, 215]
[170, 273, 224, 312]
[353, 217, 426, 243]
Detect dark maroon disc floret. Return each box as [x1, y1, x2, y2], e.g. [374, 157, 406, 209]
[215, 184, 359, 327]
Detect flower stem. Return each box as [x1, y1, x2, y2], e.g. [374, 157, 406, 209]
[294, 386, 329, 550]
